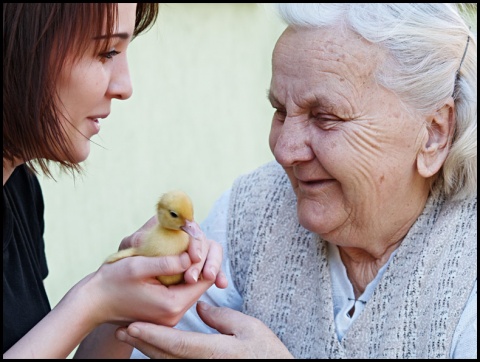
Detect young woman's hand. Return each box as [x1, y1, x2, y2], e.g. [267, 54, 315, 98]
[73, 216, 228, 328]
[77, 252, 212, 328]
[118, 215, 228, 289]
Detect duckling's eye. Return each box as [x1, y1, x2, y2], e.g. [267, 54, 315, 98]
[170, 211, 178, 218]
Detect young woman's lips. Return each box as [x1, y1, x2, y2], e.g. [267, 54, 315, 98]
[88, 118, 101, 134]
[88, 114, 108, 135]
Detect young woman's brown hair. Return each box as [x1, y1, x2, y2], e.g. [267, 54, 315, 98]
[3, 3, 158, 177]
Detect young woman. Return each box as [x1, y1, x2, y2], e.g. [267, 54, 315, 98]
[3, 4, 227, 358]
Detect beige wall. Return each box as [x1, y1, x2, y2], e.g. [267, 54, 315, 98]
[41, 4, 286, 309]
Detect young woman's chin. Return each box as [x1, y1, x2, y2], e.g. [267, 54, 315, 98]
[65, 142, 91, 164]
[75, 145, 91, 163]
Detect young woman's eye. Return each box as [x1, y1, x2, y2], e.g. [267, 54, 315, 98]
[101, 50, 120, 60]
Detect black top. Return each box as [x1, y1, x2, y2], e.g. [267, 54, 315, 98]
[3, 165, 50, 353]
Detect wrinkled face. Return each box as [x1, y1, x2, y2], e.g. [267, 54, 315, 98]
[55, 3, 137, 163]
[268, 26, 430, 246]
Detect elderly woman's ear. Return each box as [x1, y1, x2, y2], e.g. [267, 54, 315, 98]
[416, 97, 455, 178]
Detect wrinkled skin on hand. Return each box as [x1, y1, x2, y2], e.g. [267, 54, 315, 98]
[115, 302, 294, 359]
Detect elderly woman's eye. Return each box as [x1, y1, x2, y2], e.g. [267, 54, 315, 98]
[274, 109, 287, 122]
[312, 114, 344, 130]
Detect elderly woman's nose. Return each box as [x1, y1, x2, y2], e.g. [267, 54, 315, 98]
[273, 119, 313, 166]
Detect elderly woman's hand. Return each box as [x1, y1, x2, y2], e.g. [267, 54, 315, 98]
[115, 302, 294, 359]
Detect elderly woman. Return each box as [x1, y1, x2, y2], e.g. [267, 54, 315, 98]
[117, 3, 477, 359]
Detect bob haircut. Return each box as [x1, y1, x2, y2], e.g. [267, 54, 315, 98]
[3, 3, 159, 177]
[273, 3, 477, 201]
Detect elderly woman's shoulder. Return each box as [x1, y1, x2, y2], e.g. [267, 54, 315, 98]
[238, 160, 285, 180]
[445, 193, 477, 214]
[429, 192, 477, 243]
[229, 160, 291, 201]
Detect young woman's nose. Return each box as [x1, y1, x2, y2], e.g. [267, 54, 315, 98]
[107, 57, 133, 100]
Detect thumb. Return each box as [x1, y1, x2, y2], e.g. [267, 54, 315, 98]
[196, 301, 249, 336]
[118, 253, 191, 279]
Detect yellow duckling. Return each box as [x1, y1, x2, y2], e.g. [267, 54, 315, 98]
[104, 190, 201, 285]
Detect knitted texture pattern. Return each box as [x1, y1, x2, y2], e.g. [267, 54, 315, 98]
[227, 161, 477, 358]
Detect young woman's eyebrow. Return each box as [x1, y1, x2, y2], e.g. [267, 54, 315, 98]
[93, 32, 130, 40]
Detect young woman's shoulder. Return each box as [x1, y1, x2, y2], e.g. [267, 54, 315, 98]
[3, 164, 45, 260]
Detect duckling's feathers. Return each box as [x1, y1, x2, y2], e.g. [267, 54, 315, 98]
[139, 226, 189, 256]
[157, 190, 194, 221]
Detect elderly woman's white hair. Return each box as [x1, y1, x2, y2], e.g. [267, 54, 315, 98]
[271, 3, 477, 201]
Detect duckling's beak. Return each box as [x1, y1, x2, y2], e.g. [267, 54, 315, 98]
[181, 220, 203, 239]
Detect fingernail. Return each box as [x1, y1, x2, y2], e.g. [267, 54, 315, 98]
[191, 269, 199, 282]
[198, 301, 210, 310]
[180, 253, 190, 269]
[129, 326, 140, 338]
[116, 329, 127, 341]
[196, 249, 202, 261]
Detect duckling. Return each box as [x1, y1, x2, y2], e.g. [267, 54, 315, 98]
[104, 190, 201, 286]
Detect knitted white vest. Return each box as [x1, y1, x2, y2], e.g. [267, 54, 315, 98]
[227, 161, 477, 358]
